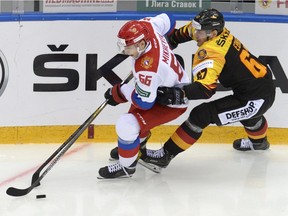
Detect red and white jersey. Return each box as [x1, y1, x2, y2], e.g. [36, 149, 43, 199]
[121, 13, 189, 110]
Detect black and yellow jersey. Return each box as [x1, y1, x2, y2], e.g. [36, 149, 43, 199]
[168, 23, 275, 101]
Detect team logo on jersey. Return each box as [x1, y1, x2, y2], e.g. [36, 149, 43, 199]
[258, 0, 272, 8]
[141, 56, 153, 69]
[192, 60, 213, 76]
[197, 49, 207, 60]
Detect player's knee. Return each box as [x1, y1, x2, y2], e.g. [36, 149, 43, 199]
[116, 113, 140, 141]
[188, 103, 212, 129]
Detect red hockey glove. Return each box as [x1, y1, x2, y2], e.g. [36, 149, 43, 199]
[104, 84, 128, 106]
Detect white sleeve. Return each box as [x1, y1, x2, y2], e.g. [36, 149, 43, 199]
[120, 83, 134, 103]
[141, 13, 174, 36]
[134, 71, 162, 103]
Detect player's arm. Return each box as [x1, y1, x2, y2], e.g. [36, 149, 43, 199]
[183, 81, 216, 99]
[130, 71, 162, 110]
[142, 13, 176, 37]
[166, 21, 194, 49]
[185, 56, 221, 99]
[156, 79, 216, 106]
[157, 62, 220, 104]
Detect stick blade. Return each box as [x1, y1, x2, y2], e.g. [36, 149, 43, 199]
[31, 173, 41, 187]
[6, 187, 30, 197]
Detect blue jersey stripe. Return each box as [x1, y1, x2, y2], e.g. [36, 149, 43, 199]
[131, 91, 154, 110]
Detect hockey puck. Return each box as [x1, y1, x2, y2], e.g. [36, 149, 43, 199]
[36, 194, 46, 199]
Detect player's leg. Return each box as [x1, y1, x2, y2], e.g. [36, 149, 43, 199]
[140, 101, 211, 169]
[233, 116, 270, 151]
[232, 93, 275, 151]
[99, 105, 186, 178]
[141, 94, 275, 170]
[98, 113, 140, 179]
[109, 104, 151, 161]
[130, 104, 187, 172]
[110, 131, 151, 160]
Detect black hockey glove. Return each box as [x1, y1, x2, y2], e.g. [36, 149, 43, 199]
[156, 86, 186, 105]
[104, 84, 127, 106]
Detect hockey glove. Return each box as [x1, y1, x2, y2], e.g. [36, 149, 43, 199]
[156, 86, 186, 105]
[104, 84, 128, 106]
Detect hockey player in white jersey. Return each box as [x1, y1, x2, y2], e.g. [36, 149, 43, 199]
[98, 13, 189, 179]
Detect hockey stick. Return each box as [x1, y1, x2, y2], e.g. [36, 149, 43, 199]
[6, 72, 133, 197]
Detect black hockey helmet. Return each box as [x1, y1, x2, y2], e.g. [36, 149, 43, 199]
[192, 8, 225, 34]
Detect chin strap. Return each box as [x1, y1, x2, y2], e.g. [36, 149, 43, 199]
[206, 30, 212, 42]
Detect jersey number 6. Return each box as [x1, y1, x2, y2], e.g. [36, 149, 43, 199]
[240, 49, 267, 78]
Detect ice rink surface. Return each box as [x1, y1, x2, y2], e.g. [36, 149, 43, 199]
[1, 142, 288, 216]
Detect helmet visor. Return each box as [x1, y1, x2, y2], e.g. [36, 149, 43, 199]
[192, 20, 202, 30]
[117, 38, 127, 54]
[117, 38, 137, 55]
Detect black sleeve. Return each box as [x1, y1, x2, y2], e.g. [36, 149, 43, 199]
[166, 25, 193, 49]
[183, 82, 216, 100]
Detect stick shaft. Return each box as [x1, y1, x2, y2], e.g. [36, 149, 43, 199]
[32, 71, 133, 183]
[6, 72, 133, 197]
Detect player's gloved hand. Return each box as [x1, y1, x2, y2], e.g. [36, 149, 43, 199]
[104, 84, 128, 106]
[156, 86, 186, 105]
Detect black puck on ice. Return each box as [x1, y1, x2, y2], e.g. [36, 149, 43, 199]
[36, 194, 46, 199]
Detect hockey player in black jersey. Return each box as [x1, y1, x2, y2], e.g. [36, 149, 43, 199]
[142, 8, 276, 171]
